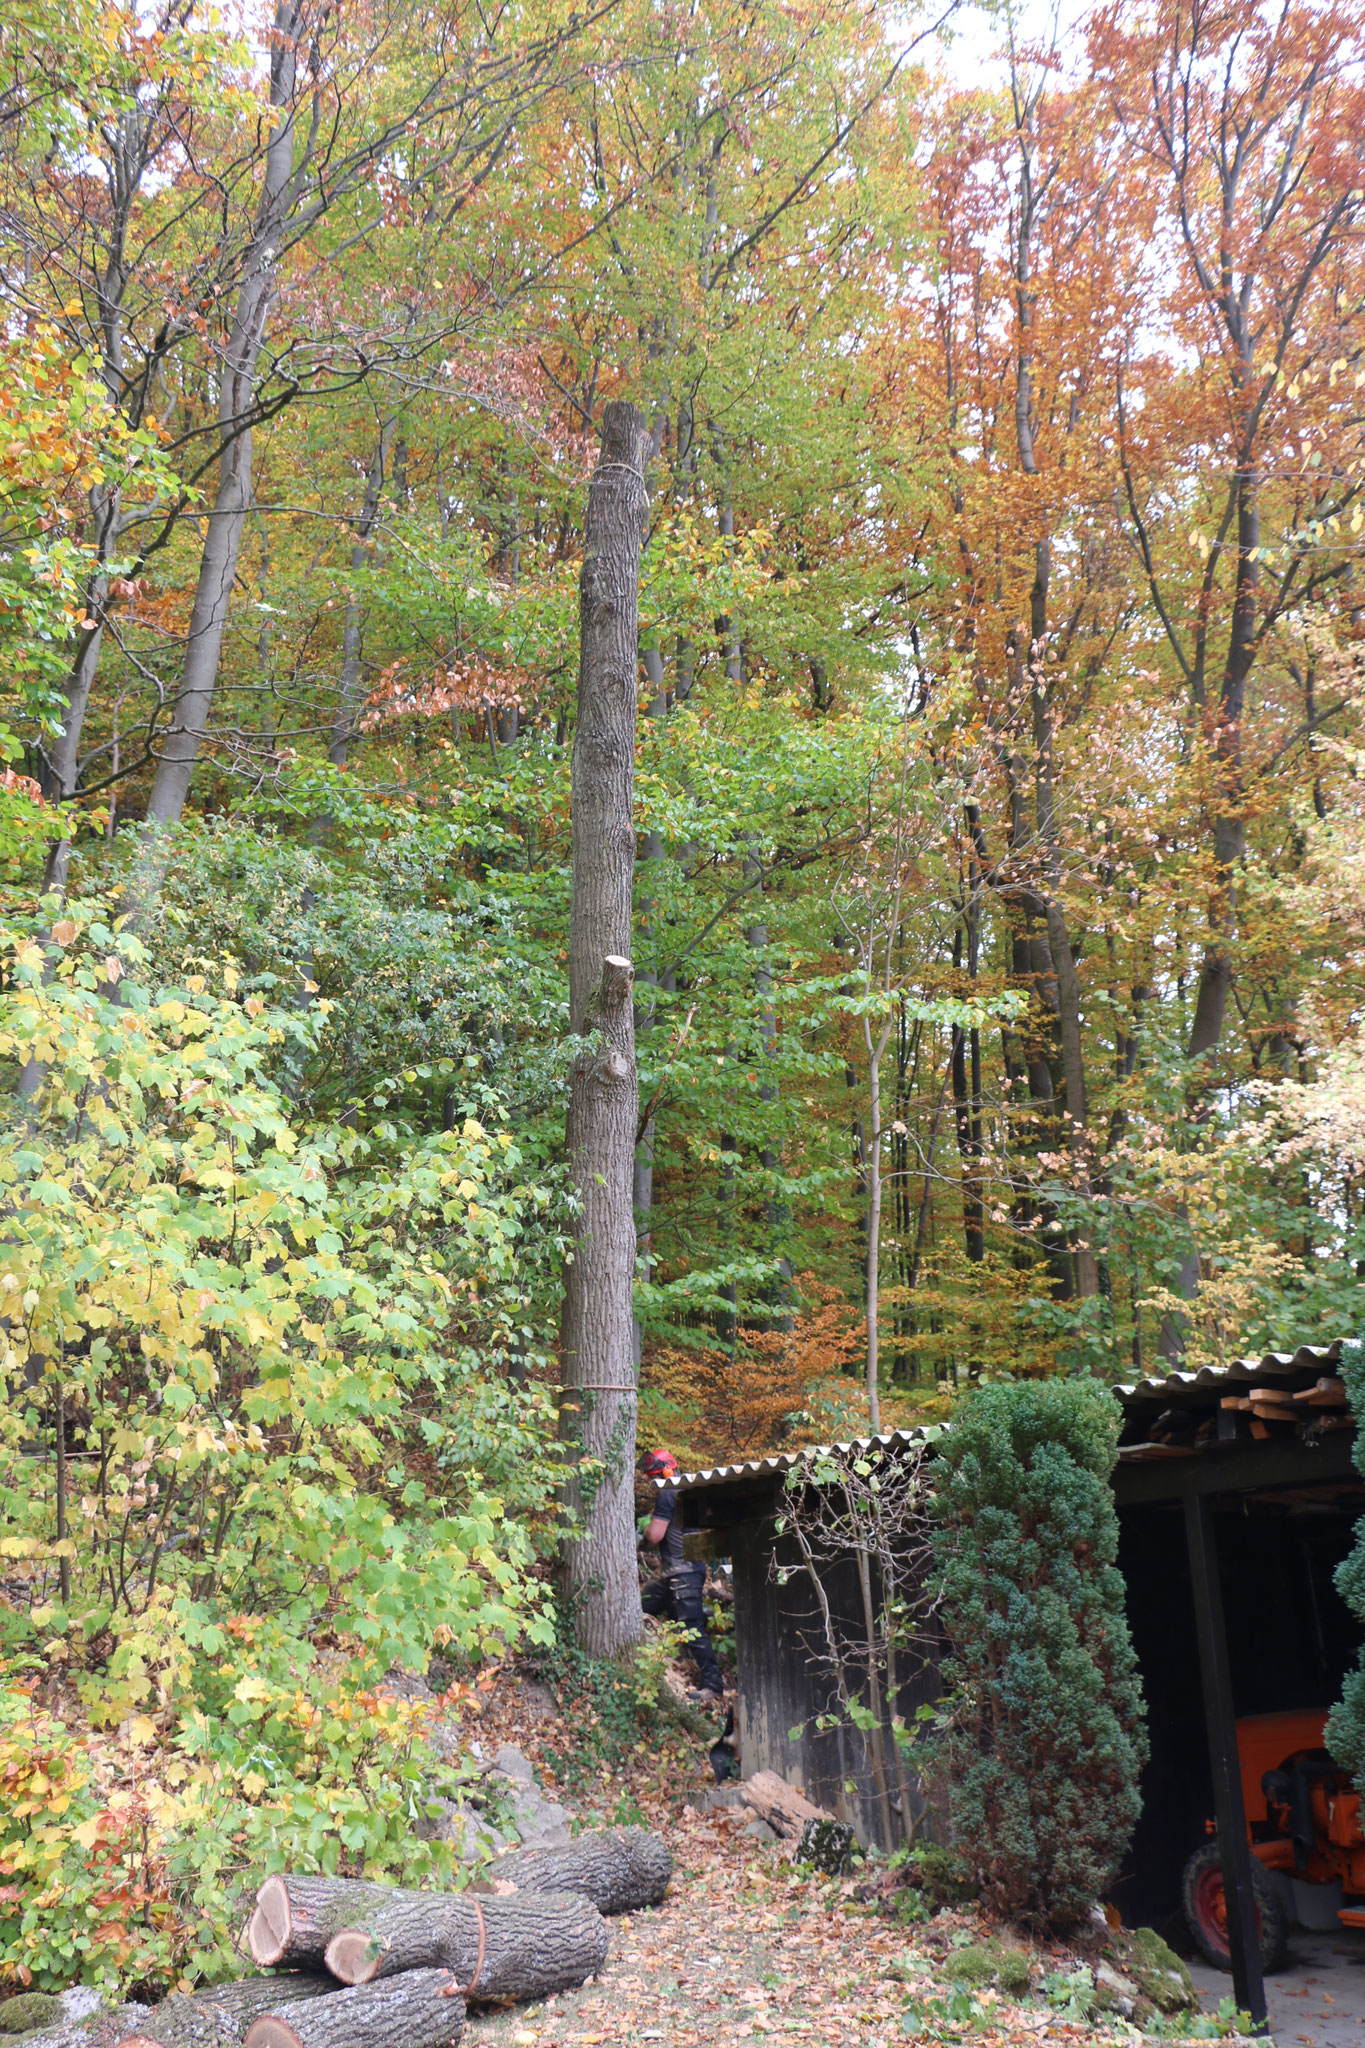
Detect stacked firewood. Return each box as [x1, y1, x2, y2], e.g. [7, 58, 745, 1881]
[1221, 1374, 1350, 1438]
[113, 1829, 671, 2048]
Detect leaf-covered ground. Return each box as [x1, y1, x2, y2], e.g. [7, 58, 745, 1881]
[467, 1795, 1211, 2048]
[460, 1673, 1197, 2048]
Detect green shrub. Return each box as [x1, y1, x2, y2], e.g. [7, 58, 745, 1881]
[1327, 1338, 1365, 1782]
[0, 903, 561, 1685]
[932, 1378, 1147, 1930]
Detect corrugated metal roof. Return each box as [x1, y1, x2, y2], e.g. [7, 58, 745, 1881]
[1112, 1341, 1342, 1409]
[660, 1341, 1347, 1492]
[657, 1425, 940, 1496]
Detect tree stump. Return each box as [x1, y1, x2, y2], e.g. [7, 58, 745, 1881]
[246, 1875, 609, 1999]
[486, 1827, 671, 1914]
[242, 1971, 464, 2048]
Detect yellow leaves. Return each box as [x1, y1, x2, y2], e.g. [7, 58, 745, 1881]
[232, 1672, 271, 1704]
[71, 1814, 103, 1850]
[123, 1715, 157, 1748]
[240, 1770, 268, 1799]
[244, 996, 265, 1017]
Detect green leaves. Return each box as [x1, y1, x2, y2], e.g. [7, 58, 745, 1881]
[0, 900, 561, 1681]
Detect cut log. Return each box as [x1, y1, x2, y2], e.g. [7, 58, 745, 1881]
[248, 1877, 392, 1970]
[324, 1890, 607, 1998]
[115, 1979, 335, 2048]
[244, 1874, 608, 2001]
[485, 1827, 672, 1914]
[1294, 1378, 1349, 1408]
[739, 1770, 834, 1839]
[242, 1971, 463, 2048]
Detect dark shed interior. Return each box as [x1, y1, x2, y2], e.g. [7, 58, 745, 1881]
[1109, 1342, 1360, 1952]
[1114, 1477, 1362, 1926]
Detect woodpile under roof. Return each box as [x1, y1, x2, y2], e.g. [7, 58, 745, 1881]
[661, 1342, 1353, 1491]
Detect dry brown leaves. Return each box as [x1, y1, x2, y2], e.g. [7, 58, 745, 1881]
[460, 1674, 1110, 2048]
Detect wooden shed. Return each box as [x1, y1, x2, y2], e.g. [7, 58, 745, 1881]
[660, 1341, 1363, 2030]
[661, 1425, 941, 1849]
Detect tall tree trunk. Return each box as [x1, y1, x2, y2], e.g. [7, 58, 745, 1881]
[330, 418, 396, 765]
[1187, 458, 1257, 1057]
[1006, 67, 1098, 1300]
[632, 641, 667, 1367]
[561, 401, 650, 1658]
[141, 0, 307, 833]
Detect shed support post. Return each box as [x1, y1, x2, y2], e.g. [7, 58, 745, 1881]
[1183, 1488, 1267, 2030]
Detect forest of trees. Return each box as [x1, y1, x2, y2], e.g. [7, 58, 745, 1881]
[4, 0, 1365, 1492]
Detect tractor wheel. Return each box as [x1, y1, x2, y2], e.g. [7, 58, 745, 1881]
[1181, 1842, 1288, 1974]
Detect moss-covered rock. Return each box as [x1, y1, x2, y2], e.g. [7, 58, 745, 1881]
[943, 1941, 1000, 1988]
[942, 1940, 1032, 1996]
[994, 1947, 1033, 1999]
[0, 1998, 63, 2035]
[1122, 1926, 1197, 2015]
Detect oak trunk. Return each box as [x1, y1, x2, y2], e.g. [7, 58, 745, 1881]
[242, 1971, 464, 2048]
[561, 400, 651, 1656]
[487, 1825, 672, 1914]
[246, 1873, 608, 1999]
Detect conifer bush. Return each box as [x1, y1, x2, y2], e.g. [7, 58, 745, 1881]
[932, 1378, 1147, 1929]
[1326, 1338, 1365, 1779]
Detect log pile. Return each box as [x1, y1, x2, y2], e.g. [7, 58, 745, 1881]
[109, 1826, 670, 2048]
[485, 1826, 672, 1914]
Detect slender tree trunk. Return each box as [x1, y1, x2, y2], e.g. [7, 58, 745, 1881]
[40, 483, 122, 892]
[141, 0, 306, 833]
[330, 418, 396, 765]
[863, 1016, 892, 1435]
[561, 401, 650, 1658]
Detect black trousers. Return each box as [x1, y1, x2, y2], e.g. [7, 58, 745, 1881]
[642, 1562, 724, 1692]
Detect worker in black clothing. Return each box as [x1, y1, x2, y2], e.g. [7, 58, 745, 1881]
[638, 1448, 725, 1701]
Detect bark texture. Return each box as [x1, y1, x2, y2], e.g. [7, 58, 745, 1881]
[486, 1826, 672, 1914]
[113, 1979, 334, 2048]
[560, 400, 651, 1656]
[242, 1972, 463, 2048]
[247, 1874, 609, 1999]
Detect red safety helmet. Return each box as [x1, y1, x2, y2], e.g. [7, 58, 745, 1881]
[640, 1448, 678, 1481]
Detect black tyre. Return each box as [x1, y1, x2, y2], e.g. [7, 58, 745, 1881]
[1181, 1841, 1289, 1974]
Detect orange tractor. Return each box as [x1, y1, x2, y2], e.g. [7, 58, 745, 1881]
[1183, 1709, 1365, 1972]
